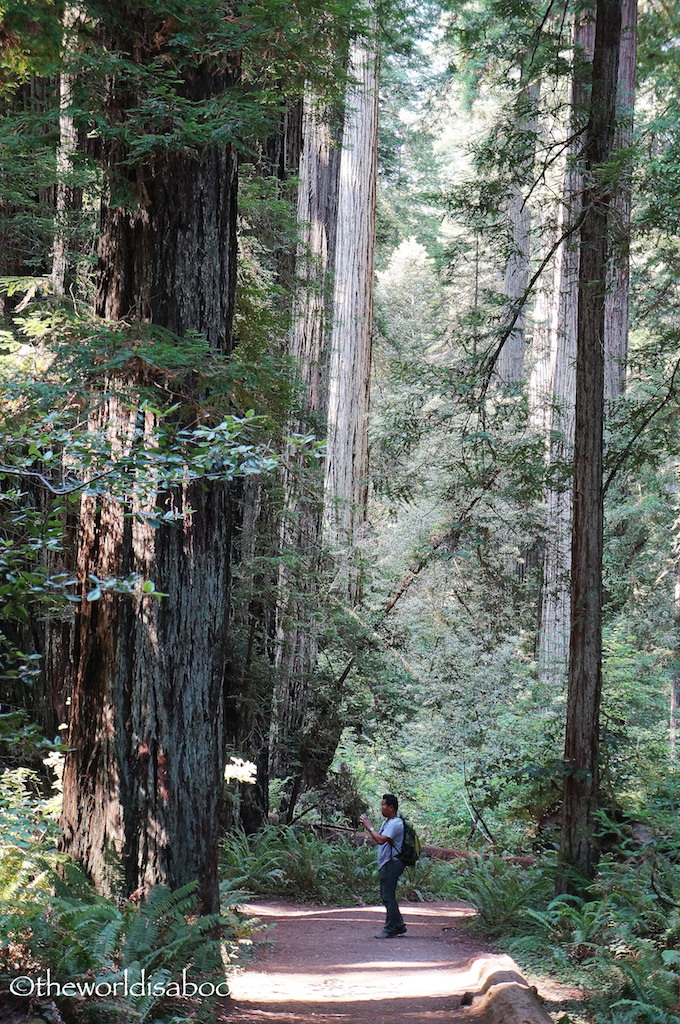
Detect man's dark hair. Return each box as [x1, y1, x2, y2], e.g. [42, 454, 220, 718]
[382, 793, 398, 811]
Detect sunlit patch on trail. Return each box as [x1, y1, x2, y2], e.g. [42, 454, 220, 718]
[229, 955, 505, 1003]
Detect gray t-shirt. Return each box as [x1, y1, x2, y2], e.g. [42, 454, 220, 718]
[378, 816, 404, 869]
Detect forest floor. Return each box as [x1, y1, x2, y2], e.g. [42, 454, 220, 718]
[224, 899, 582, 1024]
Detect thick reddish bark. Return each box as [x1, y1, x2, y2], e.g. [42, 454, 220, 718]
[539, 1, 635, 688]
[62, 467, 234, 911]
[59, 15, 239, 912]
[95, 74, 238, 347]
[271, 42, 379, 813]
[558, 0, 622, 891]
[52, 5, 84, 298]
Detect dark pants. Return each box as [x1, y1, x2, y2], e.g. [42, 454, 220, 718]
[379, 858, 405, 933]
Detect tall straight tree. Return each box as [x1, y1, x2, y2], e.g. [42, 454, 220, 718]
[59, 7, 239, 912]
[270, 35, 379, 811]
[604, 0, 637, 401]
[226, 99, 305, 831]
[558, 0, 622, 891]
[537, 12, 596, 687]
[497, 82, 539, 386]
[270, 95, 343, 782]
[324, 36, 379, 604]
[538, 0, 635, 688]
[52, 5, 83, 297]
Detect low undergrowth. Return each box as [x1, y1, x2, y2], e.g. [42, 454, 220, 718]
[0, 767, 255, 1024]
[448, 825, 680, 1024]
[444, 853, 555, 932]
[220, 824, 376, 902]
[219, 823, 461, 904]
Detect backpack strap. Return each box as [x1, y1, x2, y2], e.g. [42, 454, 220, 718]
[380, 816, 403, 860]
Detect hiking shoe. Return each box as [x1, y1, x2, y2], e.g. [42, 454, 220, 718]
[394, 924, 407, 935]
[374, 928, 397, 939]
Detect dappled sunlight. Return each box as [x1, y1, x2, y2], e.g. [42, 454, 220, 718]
[395, 905, 475, 918]
[345, 960, 461, 969]
[244, 903, 370, 919]
[229, 952, 504, 1004]
[244, 901, 475, 920]
[228, 901, 510, 1020]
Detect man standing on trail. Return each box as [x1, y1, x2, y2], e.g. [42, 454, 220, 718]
[360, 794, 406, 939]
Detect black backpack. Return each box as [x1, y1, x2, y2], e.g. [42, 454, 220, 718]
[389, 815, 421, 866]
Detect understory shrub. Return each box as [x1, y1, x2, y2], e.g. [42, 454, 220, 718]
[219, 824, 460, 903]
[220, 825, 376, 903]
[400, 855, 461, 902]
[445, 854, 554, 931]
[0, 770, 254, 1024]
[506, 835, 680, 1023]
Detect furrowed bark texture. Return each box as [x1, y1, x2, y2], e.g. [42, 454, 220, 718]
[559, 0, 621, 890]
[324, 39, 379, 605]
[96, 125, 237, 344]
[323, 39, 376, 602]
[604, 0, 637, 402]
[272, 47, 378, 807]
[52, 5, 84, 298]
[60, 24, 239, 911]
[292, 96, 343, 413]
[539, 2, 634, 689]
[270, 95, 342, 782]
[272, 41, 379, 815]
[537, 14, 595, 688]
[63, 457, 234, 910]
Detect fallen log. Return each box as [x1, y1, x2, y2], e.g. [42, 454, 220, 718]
[462, 955, 553, 1024]
[310, 825, 536, 865]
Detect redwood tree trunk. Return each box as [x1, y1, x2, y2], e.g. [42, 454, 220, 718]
[537, 13, 596, 687]
[226, 99, 305, 830]
[59, 19, 239, 912]
[324, 37, 379, 604]
[538, 0, 634, 687]
[269, 94, 342, 782]
[604, 0, 637, 402]
[272, 36, 379, 812]
[95, 76, 237, 343]
[558, 0, 621, 891]
[52, 5, 84, 298]
[497, 83, 539, 386]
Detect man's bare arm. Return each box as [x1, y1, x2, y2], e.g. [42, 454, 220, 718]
[359, 814, 391, 844]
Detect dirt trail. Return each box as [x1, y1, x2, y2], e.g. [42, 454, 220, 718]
[226, 900, 543, 1024]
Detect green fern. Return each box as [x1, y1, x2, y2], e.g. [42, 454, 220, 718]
[0, 840, 256, 1024]
[446, 854, 552, 930]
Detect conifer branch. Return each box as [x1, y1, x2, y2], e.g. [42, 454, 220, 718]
[603, 355, 680, 495]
